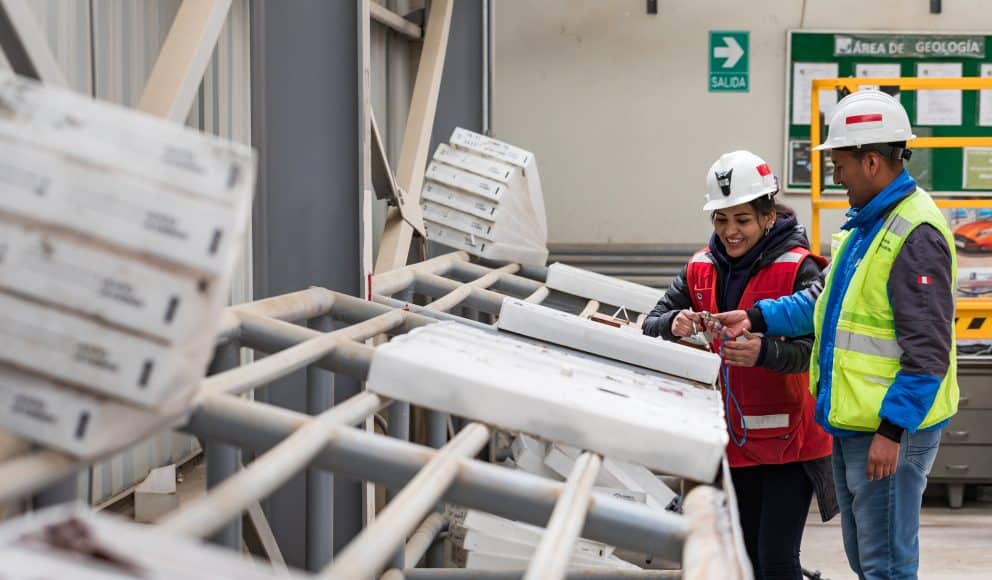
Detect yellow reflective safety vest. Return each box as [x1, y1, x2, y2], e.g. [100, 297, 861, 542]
[810, 189, 958, 432]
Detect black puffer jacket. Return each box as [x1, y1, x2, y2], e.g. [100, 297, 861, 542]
[642, 215, 822, 374]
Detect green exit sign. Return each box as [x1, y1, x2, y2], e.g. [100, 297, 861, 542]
[709, 31, 749, 92]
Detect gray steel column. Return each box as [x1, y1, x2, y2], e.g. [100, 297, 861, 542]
[205, 341, 242, 549]
[306, 315, 335, 571]
[387, 398, 411, 570]
[425, 409, 448, 568]
[430, 0, 485, 150]
[250, 0, 366, 567]
[427, 0, 486, 260]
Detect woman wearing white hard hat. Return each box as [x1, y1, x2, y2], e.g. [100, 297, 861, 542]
[644, 150, 836, 579]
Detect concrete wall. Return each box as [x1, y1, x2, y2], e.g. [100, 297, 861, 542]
[493, 0, 988, 247]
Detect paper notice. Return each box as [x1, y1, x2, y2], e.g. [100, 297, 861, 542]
[792, 62, 840, 125]
[916, 62, 963, 126]
[855, 63, 902, 96]
[980, 64, 992, 126]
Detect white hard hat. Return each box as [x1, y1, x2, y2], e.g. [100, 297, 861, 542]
[703, 150, 778, 211]
[813, 90, 916, 152]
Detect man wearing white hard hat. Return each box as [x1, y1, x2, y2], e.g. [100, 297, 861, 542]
[644, 150, 835, 578]
[717, 91, 957, 579]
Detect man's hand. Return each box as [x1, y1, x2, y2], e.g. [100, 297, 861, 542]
[714, 310, 751, 338]
[867, 433, 900, 481]
[671, 310, 703, 338]
[722, 330, 762, 367]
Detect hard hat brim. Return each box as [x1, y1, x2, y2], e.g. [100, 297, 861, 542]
[702, 189, 776, 212]
[812, 133, 918, 152]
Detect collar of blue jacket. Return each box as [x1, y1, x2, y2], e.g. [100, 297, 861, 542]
[841, 169, 917, 232]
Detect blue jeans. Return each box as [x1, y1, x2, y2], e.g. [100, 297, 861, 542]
[832, 429, 942, 580]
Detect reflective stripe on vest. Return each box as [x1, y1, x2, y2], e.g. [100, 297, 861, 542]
[834, 329, 903, 359]
[773, 251, 804, 263]
[743, 414, 790, 430]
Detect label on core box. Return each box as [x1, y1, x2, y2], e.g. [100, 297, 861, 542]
[421, 182, 499, 221]
[0, 292, 190, 408]
[433, 143, 515, 183]
[0, 218, 213, 342]
[0, 71, 255, 208]
[0, 366, 174, 457]
[425, 162, 504, 202]
[0, 140, 239, 276]
[450, 127, 532, 167]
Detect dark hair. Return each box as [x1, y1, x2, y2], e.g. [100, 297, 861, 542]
[748, 194, 777, 216]
[847, 141, 908, 167]
[711, 194, 789, 222]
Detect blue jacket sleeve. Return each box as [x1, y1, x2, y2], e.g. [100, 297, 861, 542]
[878, 225, 954, 433]
[753, 279, 821, 337]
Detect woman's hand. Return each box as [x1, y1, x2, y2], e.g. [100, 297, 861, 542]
[722, 329, 762, 367]
[714, 310, 750, 338]
[671, 310, 703, 338]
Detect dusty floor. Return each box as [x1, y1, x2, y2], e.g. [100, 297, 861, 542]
[800, 493, 992, 580]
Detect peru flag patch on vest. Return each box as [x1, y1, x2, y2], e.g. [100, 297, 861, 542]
[918, 275, 931, 285]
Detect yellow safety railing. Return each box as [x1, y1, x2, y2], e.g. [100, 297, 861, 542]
[809, 77, 992, 339]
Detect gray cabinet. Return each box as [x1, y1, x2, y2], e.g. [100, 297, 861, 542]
[931, 356, 992, 508]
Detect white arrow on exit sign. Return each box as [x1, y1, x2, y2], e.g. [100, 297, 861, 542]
[714, 36, 744, 68]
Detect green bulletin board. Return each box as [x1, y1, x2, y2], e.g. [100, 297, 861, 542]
[785, 30, 992, 194]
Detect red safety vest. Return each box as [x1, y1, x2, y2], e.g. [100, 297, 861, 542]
[686, 246, 832, 468]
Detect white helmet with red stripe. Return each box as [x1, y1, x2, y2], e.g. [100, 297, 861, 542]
[814, 90, 916, 152]
[703, 150, 778, 211]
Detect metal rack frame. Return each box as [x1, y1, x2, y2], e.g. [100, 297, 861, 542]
[0, 256, 749, 578]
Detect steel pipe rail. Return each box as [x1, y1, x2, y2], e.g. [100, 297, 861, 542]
[524, 452, 603, 580]
[231, 286, 437, 333]
[204, 341, 243, 548]
[374, 295, 497, 330]
[475, 258, 550, 284]
[374, 252, 470, 296]
[201, 310, 406, 396]
[447, 260, 544, 297]
[414, 272, 505, 314]
[370, 3, 422, 40]
[183, 396, 688, 561]
[404, 512, 449, 568]
[322, 423, 491, 579]
[306, 314, 336, 570]
[578, 300, 601, 319]
[425, 263, 519, 312]
[230, 287, 336, 322]
[238, 313, 378, 379]
[379, 512, 450, 579]
[523, 285, 550, 304]
[161, 392, 384, 539]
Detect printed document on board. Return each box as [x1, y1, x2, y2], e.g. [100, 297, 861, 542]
[916, 62, 963, 126]
[980, 64, 992, 126]
[792, 62, 839, 125]
[855, 63, 902, 96]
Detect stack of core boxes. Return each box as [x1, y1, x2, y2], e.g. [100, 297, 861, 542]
[421, 128, 549, 266]
[0, 72, 256, 457]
